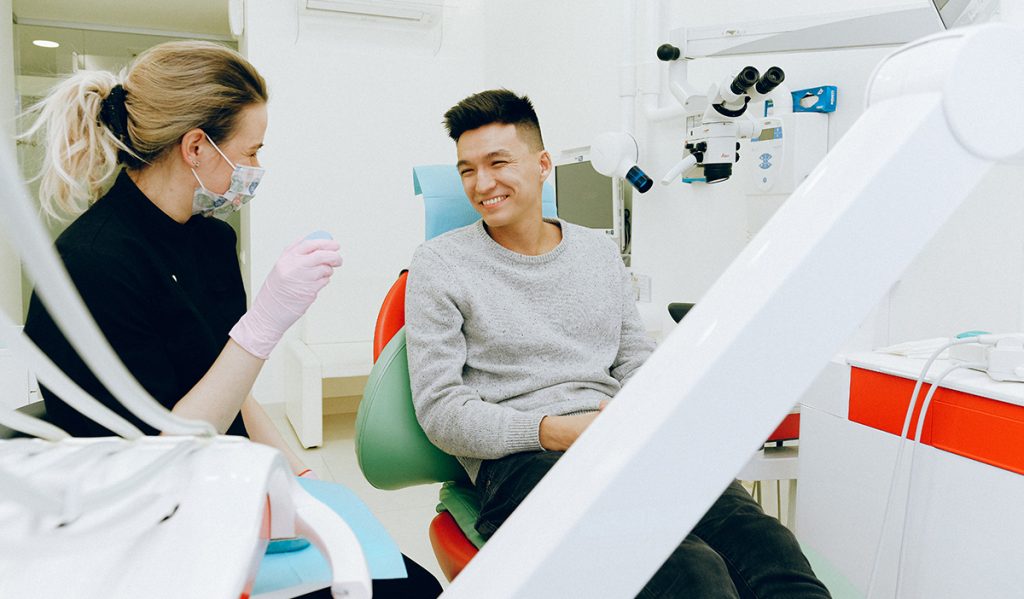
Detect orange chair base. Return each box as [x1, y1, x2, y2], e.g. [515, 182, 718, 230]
[428, 511, 479, 581]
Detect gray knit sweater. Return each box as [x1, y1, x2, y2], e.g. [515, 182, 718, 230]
[406, 218, 655, 481]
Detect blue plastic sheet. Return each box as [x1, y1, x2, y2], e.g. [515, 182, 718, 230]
[252, 479, 407, 596]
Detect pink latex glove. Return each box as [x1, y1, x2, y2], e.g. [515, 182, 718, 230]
[230, 236, 343, 359]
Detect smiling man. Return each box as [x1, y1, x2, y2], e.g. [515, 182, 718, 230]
[405, 89, 830, 597]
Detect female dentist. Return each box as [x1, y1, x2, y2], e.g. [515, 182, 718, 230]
[21, 40, 441, 597]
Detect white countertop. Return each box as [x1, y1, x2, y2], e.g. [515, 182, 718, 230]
[845, 351, 1024, 408]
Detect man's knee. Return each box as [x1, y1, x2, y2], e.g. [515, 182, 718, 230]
[640, 536, 739, 599]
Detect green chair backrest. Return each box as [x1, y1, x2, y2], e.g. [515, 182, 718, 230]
[355, 328, 470, 490]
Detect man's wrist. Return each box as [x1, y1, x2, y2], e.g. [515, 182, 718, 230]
[539, 415, 564, 451]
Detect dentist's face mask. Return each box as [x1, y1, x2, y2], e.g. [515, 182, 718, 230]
[191, 134, 265, 218]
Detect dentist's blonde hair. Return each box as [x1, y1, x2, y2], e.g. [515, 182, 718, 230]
[21, 40, 267, 221]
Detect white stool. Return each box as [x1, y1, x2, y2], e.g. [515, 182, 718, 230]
[284, 339, 372, 448]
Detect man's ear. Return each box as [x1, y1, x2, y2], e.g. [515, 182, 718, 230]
[539, 150, 553, 181]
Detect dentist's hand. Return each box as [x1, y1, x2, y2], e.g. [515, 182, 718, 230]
[230, 235, 343, 359]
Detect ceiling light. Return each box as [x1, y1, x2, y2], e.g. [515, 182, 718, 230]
[32, 40, 60, 48]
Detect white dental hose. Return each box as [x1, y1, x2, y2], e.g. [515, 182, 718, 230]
[0, 313, 143, 439]
[865, 336, 982, 598]
[892, 360, 983, 597]
[0, 141, 214, 437]
[0, 406, 68, 442]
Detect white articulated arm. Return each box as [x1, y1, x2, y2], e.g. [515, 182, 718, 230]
[263, 470, 372, 599]
[289, 481, 372, 599]
[444, 24, 1024, 599]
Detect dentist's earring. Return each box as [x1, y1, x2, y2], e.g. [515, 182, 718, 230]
[192, 160, 200, 167]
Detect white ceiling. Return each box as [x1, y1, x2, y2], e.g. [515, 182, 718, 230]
[11, 0, 232, 86]
[13, 0, 230, 37]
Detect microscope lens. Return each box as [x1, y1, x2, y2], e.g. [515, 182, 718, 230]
[626, 166, 654, 193]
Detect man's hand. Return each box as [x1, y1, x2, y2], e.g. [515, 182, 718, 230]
[539, 409, 602, 452]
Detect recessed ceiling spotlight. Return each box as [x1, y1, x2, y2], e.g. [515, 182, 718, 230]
[32, 40, 60, 48]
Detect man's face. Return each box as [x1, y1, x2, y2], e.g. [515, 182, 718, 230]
[455, 122, 550, 230]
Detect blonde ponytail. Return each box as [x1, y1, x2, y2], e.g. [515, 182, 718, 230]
[20, 70, 134, 221]
[19, 40, 267, 223]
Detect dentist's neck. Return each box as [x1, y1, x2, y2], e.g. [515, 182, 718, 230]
[128, 159, 195, 224]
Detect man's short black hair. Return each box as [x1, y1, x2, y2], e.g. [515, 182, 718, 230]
[443, 89, 544, 150]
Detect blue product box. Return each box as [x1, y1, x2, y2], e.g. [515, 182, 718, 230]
[791, 86, 837, 113]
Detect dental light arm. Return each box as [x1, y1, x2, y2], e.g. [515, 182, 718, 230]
[0, 141, 214, 437]
[590, 131, 654, 193]
[444, 24, 1024, 598]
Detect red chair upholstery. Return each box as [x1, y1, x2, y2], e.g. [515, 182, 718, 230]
[428, 511, 479, 581]
[371, 271, 480, 580]
[372, 270, 409, 363]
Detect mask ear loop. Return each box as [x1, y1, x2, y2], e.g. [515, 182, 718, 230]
[204, 134, 238, 170]
[190, 168, 210, 192]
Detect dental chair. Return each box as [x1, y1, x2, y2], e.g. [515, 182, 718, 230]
[356, 271, 484, 581]
[354, 165, 556, 580]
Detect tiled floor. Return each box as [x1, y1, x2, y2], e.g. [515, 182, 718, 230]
[270, 410, 448, 588]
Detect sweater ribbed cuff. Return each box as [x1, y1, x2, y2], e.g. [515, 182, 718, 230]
[504, 411, 545, 454]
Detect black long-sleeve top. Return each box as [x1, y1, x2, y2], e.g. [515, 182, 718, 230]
[24, 171, 248, 437]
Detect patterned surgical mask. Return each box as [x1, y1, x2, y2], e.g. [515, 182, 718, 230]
[191, 134, 265, 218]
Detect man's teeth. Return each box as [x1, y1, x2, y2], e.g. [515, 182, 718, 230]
[483, 196, 506, 206]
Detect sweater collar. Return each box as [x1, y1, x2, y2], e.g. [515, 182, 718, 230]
[473, 218, 569, 264]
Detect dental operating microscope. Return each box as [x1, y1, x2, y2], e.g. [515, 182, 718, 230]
[656, 43, 787, 185]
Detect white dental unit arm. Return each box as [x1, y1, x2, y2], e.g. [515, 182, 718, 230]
[445, 23, 1024, 598]
[657, 42, 786, 185]
[0, 140, 371, 596]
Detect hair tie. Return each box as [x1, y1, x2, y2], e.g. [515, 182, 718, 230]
[99, 84, 131, 146]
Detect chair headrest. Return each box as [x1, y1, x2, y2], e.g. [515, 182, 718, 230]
[413, 165, 557, 240]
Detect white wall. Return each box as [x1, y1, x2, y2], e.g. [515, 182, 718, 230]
[1, 0, 22, 324]
[243, 1, 487, 402]
[481, 1, 623, 157]
[244, 0, 1024, 403]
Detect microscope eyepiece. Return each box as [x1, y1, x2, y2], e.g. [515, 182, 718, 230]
[657, 44, 681, 61]
[754, 66, 786, 95]
[729, 66, 760, 96]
